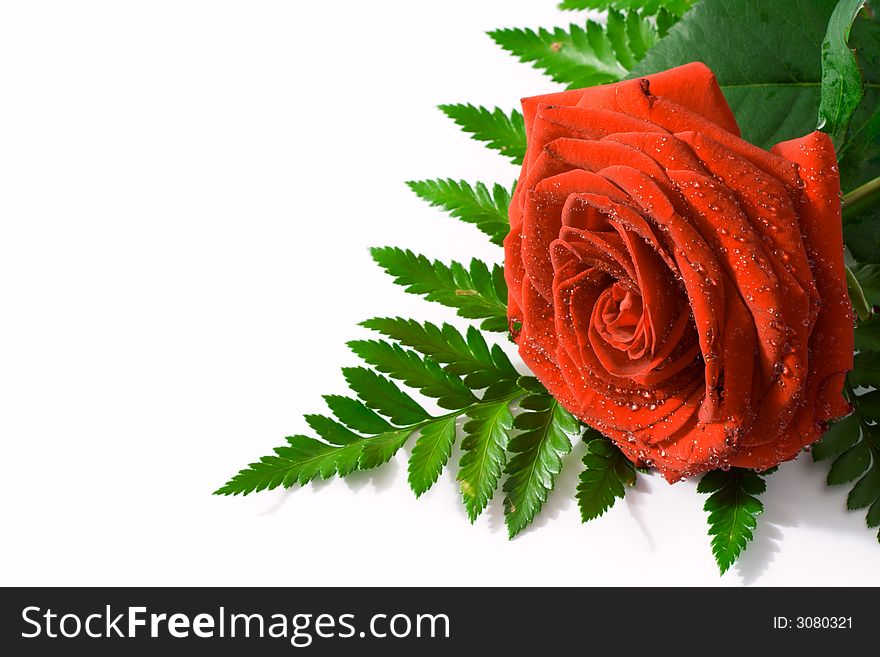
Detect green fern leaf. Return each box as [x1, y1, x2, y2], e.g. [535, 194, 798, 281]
[347, 339, 477, 410]
[813, 385, 880, 533]
[360, 318, 518, 389]
[654, 7, 679, 36]
[458, 399, 516, 522]
[214, 436, 345, 495]
[503, 394, 579, 538]
[322, 395, 394, 435]
[829, 440, 871, 485]
[437, 104, 526, 164]
[304, 413, 361, 446]
[620, 7, 657, 62]
[697, 468, 770, 575]
[576, 431, 636, 522]
[867, 499, 880, 540]
[558, 0, 696, 18]
[369, 247, 508, 332]
[848, 460, 880, 510]
[215, 421, 419, 495]
[217, 344, 530, 498]
[215, 375, 428, 495]
[408, 416, 458, 497]
[341, 366, 429, 426]
[812, 414, 861, 462]
[488, 11, 661, 89]
[407, 179, 513, 246]
[358, 428, 415, 471]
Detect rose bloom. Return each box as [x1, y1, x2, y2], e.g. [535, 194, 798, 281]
[505, 62, 853, 482]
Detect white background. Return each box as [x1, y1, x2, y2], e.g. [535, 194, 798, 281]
[2, 0, 878, 587]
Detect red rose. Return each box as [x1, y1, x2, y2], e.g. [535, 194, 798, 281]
[505, 62, 854, 482]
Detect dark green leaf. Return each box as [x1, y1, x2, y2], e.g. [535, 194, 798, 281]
[408, 416, 458, 497]
[438, 104, 526, 164]
[503, 396, 579, 538]
[632, 0, 880, 149]
[698, 468, 769, 575]
[819, 0, 868, 147]
[458, 399, 516, 522]
[407, 179, 512, 247]
[856, 389, 880, 419]
[851, 351, 880, 387]
[576, 432, 636, 522]
[845, 206, 880, 263]
[841, 107, 880, 190]
[838, 7, 880, 193]
[370, 247, 508, 331]
[856, 315, 880, 351]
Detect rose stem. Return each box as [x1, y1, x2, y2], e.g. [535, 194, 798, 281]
[842, 175, 880, 221]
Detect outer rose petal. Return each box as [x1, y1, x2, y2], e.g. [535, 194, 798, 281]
[771, 132, 853, 420]
[520, 63, 736, 134]
[729, 132, 853, 470]
[515, 62, 739, 193]
[632, 62, 739, 136]
[610, 78, 801, 188]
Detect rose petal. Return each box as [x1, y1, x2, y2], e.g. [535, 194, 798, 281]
[771, 131, 853, 423]
[612, 77, 801, 189]
[604, 132, 707, 173]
